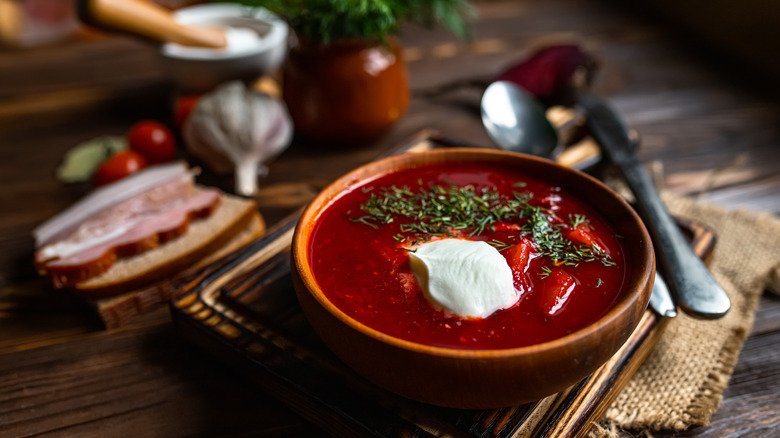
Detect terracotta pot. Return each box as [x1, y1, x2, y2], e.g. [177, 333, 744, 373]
[282, 36, 410, 145]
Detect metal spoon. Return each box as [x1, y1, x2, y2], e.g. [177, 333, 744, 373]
[481, 81, 559, 156]
[481, 80, 603, 171]
[480, 80, 677, 318]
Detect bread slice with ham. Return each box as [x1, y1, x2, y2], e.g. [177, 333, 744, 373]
[72, 191, 260, 298]
[33, 162, 265, 324]
[92, 212, 263, 328]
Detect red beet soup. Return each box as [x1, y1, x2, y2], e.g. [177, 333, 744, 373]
[308, 161, 629, 350]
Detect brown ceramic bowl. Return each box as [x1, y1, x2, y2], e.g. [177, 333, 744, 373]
[291, 148, 654, 409]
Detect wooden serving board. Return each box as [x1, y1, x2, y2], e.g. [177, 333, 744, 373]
[169, 131, 716, 438]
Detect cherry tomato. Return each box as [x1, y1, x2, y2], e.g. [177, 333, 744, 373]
[173, 95, 200, 131]
[127, 120, 177, 164]
[93, 150, 148, 186]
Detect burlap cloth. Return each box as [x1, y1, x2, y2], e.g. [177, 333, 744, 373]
[589, 192, 780, 437]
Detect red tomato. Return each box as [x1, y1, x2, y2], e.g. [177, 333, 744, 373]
[173, 95, 200, 131]
[93, 150, 148, 186]
[127, 120, 176, 164]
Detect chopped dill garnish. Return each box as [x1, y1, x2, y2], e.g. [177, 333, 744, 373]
[351, 216, 379, 229]
[488, 240, 512, 251]
[596, 278, 603, 288]
[350, 183, 513, 238]
[539, 266, 552, 279]
[569, 213, 589, 229]
[349, 182, 615, 267]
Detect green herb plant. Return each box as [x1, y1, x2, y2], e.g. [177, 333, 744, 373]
[233, 0, 473, 45]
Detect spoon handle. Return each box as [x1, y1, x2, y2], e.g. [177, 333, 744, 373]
[580, 95, 730, 319]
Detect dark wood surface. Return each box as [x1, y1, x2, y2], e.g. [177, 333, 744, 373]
[1, 1, 778, 437]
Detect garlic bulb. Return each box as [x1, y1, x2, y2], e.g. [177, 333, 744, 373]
[184, 81, 293, 196]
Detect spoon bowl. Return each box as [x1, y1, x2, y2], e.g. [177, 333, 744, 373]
[480, 80, 558, 156]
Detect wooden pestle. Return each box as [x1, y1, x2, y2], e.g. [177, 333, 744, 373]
[77, 0, 226, 48]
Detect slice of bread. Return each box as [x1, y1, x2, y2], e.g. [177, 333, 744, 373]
[91, 211, 265, 328]
[71, 191, 264, 299]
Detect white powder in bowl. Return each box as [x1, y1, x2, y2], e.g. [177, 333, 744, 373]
[162, 26, 262, 59]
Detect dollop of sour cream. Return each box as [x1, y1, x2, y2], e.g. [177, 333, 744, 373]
[408, 239, 519, 318]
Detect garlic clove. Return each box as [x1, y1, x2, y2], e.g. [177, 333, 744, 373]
[183, 80, 293, 196]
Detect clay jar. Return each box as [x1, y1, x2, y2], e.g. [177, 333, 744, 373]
[282, 36, 409, 145]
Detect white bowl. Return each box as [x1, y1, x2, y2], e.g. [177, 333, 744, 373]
[159, 4, 288, 93]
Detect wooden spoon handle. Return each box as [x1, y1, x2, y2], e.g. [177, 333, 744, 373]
[77, 0, 226, 48]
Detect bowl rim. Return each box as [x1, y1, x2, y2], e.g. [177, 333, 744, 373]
[293, 148, 654, 359]
[162, 4, 288, 61]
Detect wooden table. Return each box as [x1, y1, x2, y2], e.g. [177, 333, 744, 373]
[1, 1, 778, 436]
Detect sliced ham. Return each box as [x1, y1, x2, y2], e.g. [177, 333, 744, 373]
[34, 164, 223, 289]
[33, 162, 190, 247]
[35, 172, 195, 266]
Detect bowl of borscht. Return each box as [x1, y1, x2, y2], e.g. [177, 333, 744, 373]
[291, 148, 654, 409]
